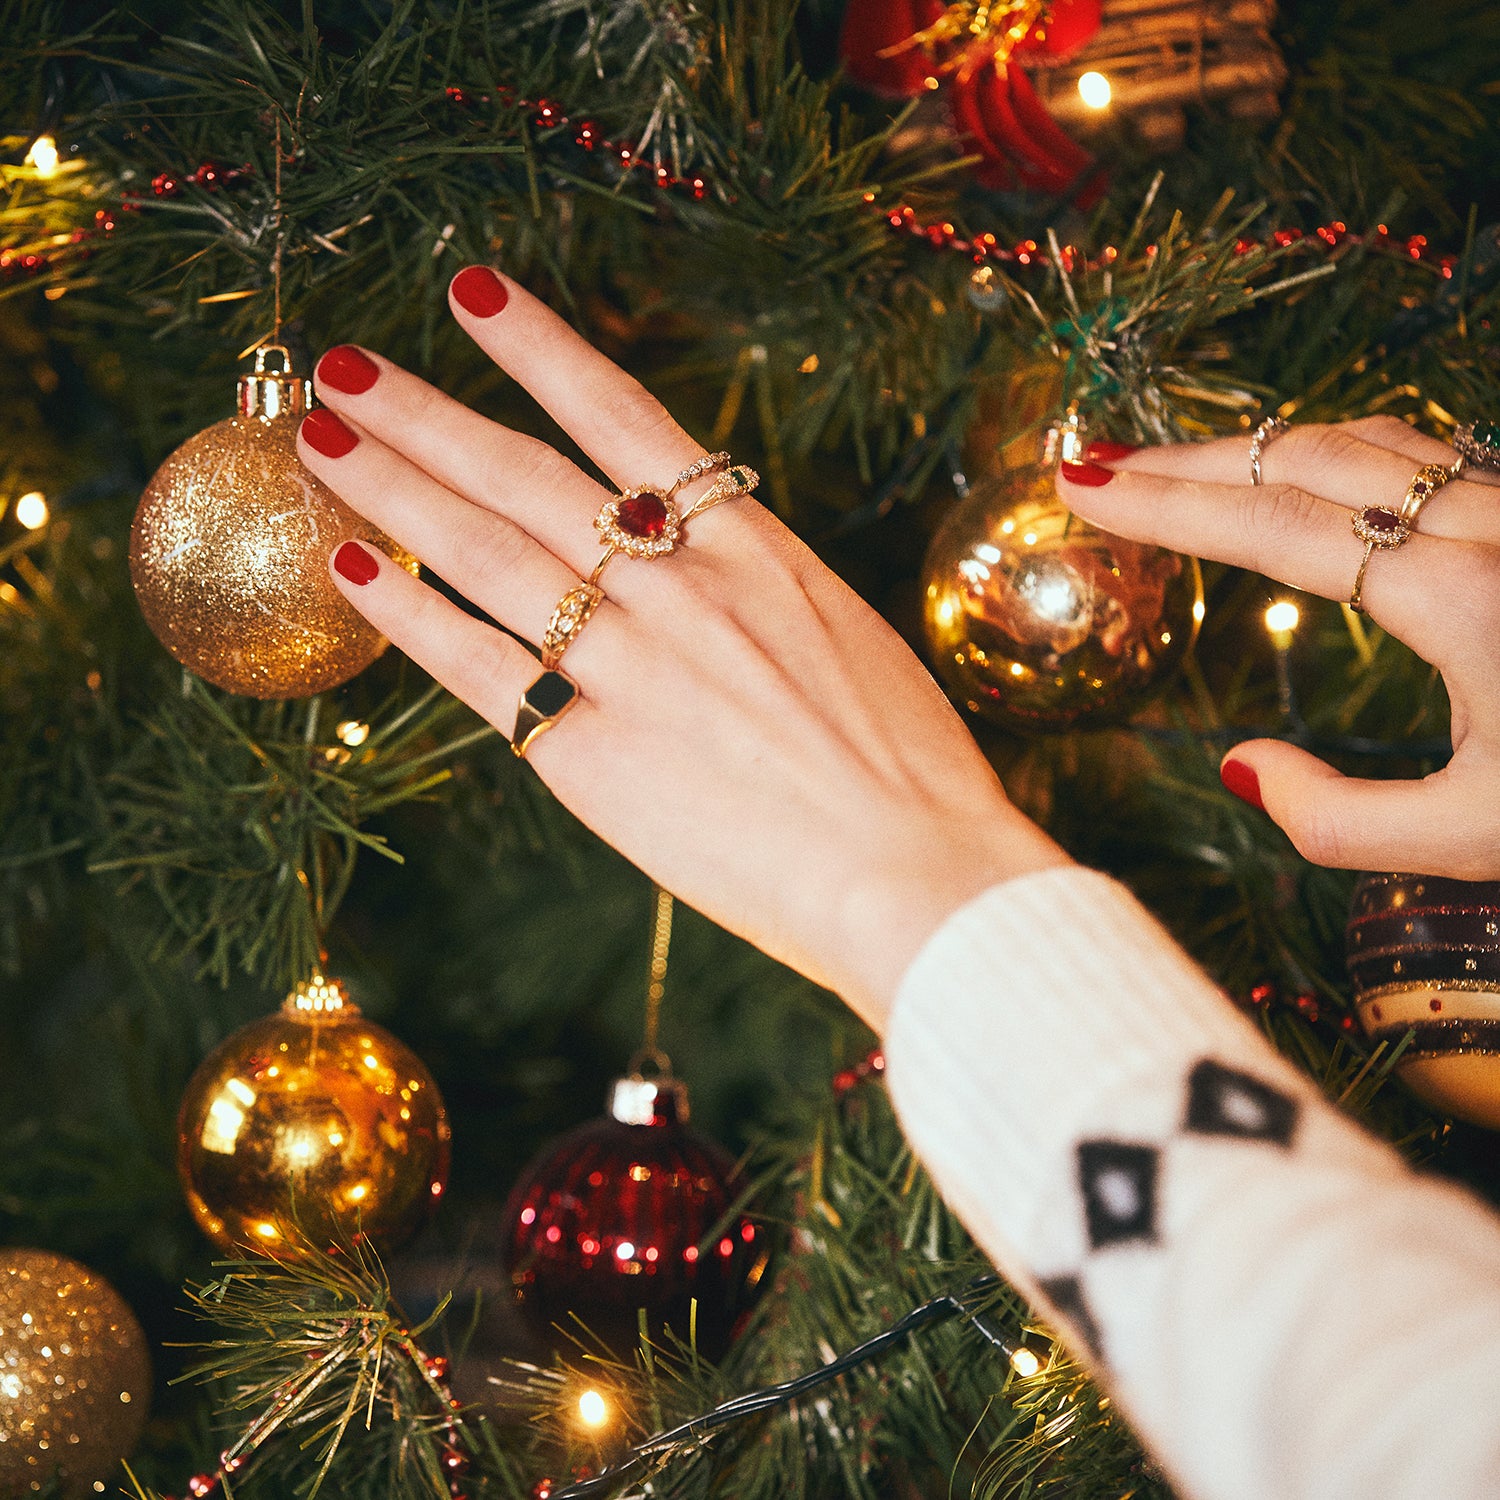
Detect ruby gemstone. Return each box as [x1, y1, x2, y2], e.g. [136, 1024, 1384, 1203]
[1363, 507, 1400, 533]
[617, 491, 669, 539]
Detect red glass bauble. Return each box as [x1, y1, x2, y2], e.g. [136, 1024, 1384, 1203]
[502, 1075, 769, 1359]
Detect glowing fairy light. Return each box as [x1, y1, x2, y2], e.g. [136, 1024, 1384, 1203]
[15, 492, 49, 529]
[336, 719, 370, 746]
[25, 135, 59, 178]
[1264, 600, 1299, 638]
[1009, 1346, 1042, 1377]
[577, 1388, 610, 1428]
[1077, 71, 1112, 109]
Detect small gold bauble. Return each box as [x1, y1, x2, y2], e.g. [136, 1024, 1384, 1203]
[922, 461, 1202, 730]
[0, 1249, 152, 1497]
[1347, 872, 1500, 1128]
[177, 975, 451, 1256]
[129, 346, 417, 699]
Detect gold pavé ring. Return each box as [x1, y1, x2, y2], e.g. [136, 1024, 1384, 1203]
[512, 667, 581, 761]
[1346, 462, 1453, 614]
[542, 582, 604, 670]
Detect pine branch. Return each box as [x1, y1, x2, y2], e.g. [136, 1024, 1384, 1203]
[88, 675, 491, 990]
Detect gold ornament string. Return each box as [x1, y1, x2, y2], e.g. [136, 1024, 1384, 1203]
[633, 885, 674, 1075]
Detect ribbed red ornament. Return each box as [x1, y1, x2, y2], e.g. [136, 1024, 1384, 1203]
[501, 1076, 769, 1359]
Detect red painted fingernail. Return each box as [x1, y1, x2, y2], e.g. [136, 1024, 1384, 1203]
[1083, 441, 1140, 463]
[301, 408, 359, 458]
[451, 264, 509, 317]
[1060, 459, 1116, 487]
[333, 540, 379, 585]
[317, 344, 380, 394]
[1220, 757, 1264, 812]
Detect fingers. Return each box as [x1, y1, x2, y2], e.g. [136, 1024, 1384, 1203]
[298, 409, 584, 643]
[447, 268, 707, 490]
[1057, 462, 1489, 656]
[310, 343, 611, 575]
[326, 539, 603, 767]
[1097, 421, 1496, 543]
[1220, 740, 1500, 881]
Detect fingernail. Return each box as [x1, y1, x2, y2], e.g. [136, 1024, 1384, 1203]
[1220, 757, 1264, 812]
[1083, 441, 1140, 463]
[1060, 459, 1116, 487]
[451, 264, 509, 317]
[333, 540, 379, 585]
[317, 344, 380, 394]
[301, 408, 359, 458]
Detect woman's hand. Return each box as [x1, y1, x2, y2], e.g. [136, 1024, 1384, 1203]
[299, 268, 1068, 1031]
[1059, 417, 1500, 880]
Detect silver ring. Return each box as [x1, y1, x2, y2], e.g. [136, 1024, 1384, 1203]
[1249, 416, 1289, 486]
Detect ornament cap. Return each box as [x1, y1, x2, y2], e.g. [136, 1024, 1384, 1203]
[237, 343, 312, 421]
[609, 1072, 689, 1126]
[281, 971, 360, 1019]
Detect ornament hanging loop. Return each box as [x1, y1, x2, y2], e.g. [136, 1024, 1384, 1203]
[237, 342, 311, 421]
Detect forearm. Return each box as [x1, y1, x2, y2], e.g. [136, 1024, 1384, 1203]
[883, 866, 1500, 1500]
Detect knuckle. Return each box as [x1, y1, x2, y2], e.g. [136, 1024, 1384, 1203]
[1287, 802, 1354, 869]
[1345, 414, 1415, 448]
[465, 510, 531, 576]
[492, 434, 576, 498]
[1239, 480, 1323, 560]
[611, 380, 686, 452]
[1282, 422, 1362, 477]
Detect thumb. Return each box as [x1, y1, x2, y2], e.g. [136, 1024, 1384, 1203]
[1218, 740, 1500, 880]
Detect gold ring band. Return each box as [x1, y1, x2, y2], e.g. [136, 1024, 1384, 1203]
[1346, 463, 1453, 613]
[512, 668, 580, 760]
[542, 582, 604, 669]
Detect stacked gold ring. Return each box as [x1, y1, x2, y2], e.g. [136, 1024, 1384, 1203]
[1347, 462, 1454, 614]
[588, 454, 756, 588]
[542, 582, 604, 669]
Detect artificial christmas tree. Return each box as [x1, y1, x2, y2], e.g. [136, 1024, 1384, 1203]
[2, 0, 1498, 1495]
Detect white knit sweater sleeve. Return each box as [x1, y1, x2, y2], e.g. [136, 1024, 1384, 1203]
[882, 866, 1500, 1500]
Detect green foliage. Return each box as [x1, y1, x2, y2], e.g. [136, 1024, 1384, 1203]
[89, 677, 491, 989]
[1, 0, 1499, 1494]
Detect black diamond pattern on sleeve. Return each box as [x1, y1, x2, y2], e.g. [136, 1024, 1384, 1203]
[1078, 1141, 1160, 1249]
[1183, 1060, 1299, 1148]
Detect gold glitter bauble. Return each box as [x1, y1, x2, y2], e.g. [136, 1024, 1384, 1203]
[129, 346, 417, 699]
[0, 1249, 151, 1497]
[1347, 873, 1500, 1128]
[922, 462, 1203, 730]
[177, 975, 451, 1257]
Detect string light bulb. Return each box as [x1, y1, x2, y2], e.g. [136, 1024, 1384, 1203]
[577, 1388, 610, 1429]
[335, 719, 370, 747]
[1077, 72, 1112, 109]
[14, 491, 49, 530]
[25, 134, 60, 178]
[1009, 1346, 1042, 1377]
[1264, 599, 1299, 648]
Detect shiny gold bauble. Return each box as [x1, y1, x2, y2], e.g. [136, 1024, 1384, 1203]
[922, 462, 1203, 730]
[177, 974, 451, 1256]
[0, 1249, 151, 1496]
[129, 346, 417, 699]
[1347, 873, 1500, 1128]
